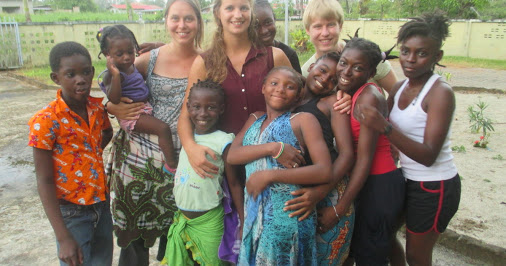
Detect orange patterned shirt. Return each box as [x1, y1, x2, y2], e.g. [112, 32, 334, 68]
[28, 90, 111, 205]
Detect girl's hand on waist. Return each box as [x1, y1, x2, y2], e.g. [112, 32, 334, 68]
[246, 170, 272, 200]
[317, 206, 341, 234]
[333, 90, 352, 114]
[284, 186, 325, 221]
[275, 143, 305, 169]
[187, 143, 218, 178]
[107, 97, 145, 120]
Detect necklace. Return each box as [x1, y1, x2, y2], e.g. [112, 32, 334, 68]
[407, 82, 423, 106]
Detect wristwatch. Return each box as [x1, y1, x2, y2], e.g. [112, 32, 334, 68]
[384, 122, 393, 136]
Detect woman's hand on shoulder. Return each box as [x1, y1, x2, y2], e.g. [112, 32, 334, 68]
[186, 143, 219, 178]
[138, 42, 164, 54]
[107, 97, 145, 120]
[333, 90, 352, 114]
[355, 104, 388, 133]
[134, 51, 151, 79]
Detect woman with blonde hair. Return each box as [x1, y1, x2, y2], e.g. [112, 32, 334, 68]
[300, 0, 397, 93]
[104, 0, 203, 264]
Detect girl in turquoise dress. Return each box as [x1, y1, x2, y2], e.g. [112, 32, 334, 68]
[228, 67, 332, 265]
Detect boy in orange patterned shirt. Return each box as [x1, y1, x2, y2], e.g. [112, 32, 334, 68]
[28, 42, 113, 266]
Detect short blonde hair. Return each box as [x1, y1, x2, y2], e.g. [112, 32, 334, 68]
[303, 0, 344, 30]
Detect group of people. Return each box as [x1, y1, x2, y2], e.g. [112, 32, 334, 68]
[28, 0, 461, 265]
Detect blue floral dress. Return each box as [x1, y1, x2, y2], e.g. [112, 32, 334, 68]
[238, 112, 317, 265]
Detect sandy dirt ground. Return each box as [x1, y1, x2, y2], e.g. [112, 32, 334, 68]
[0, 73, 504, 265]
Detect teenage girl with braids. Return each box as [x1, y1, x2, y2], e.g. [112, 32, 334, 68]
[331, 37, 406, 265]
[358, 12, 460, 265]
[97, 25, 177, 172]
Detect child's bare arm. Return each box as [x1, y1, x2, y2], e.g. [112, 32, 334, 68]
[228, 112, 305, 167]
[103, 56, 122, 104]
[223, 146, 244, 225]
[333, 93, 380, 219]
[285, 98, 354, 221]
[33, 148, 83, 266]
[178, 56, 218, 178]
[101, 127, 113, 150]
[134, 115, 177, 168]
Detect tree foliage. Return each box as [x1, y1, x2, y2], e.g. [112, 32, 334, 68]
[342, 0, 496, 20]
[49, 0, 98, 12]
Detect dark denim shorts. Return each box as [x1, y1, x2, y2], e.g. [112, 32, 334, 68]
[57, 199, 113, 266]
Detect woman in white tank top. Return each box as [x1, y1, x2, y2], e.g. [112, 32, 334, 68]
[353, 12, 461, 266]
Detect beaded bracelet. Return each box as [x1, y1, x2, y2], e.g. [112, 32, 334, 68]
[273, 142, 284, 159]
[332, 205, 340, 220]
[163, 164, 177, 175]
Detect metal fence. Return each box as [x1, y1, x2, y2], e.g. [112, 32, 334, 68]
[0, 17, 23, 69]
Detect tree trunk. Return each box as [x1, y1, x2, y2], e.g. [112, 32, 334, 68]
[125, 0, 133, 21]
[23, 0, 32, 22]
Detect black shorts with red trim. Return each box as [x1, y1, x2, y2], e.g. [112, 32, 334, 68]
[406, 174, 461, 234]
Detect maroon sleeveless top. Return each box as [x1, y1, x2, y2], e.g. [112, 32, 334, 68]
[202, 46, 274, 134]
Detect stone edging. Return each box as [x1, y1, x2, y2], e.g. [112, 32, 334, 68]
[438, 229, 506, 265]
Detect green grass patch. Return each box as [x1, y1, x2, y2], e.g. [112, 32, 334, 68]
[389, 51, 506, 70]
[440, 56, 506, 71]
[297, 51, 314, 66]
[19, 61, 108, 86]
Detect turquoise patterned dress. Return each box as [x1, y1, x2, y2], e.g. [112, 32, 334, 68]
[238, 112, 317, 265]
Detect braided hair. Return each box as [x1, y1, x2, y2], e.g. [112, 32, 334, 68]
[96, 25, 140, 59]
[264, 66, 304, 96]
[343, 37, 392, 71]
[315, 51, 341, 65]
[188, 79, 226, 104]
[397, 10, 451, 50]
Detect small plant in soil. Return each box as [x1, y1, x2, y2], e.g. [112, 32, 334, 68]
[451, 145, 466, 153]
[492, 154, 504, 160]
[468, 100, 494, 148]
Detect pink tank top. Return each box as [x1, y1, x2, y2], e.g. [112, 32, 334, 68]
[350, 83, 397, 175]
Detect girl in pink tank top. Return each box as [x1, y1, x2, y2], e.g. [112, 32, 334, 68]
[335, 38, 406, 265]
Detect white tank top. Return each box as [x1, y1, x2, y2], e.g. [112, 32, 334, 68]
[390, 74, 458, 181]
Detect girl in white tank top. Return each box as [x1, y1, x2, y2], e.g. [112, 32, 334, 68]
[353, 11, 460, 266]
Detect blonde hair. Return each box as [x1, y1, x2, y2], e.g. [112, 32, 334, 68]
[303, 0, 344, 30]
[206, 0, 259, 83]
[165, 0, 204, 48]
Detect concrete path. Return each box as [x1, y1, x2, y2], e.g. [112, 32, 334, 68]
[0, 71, 503, 265]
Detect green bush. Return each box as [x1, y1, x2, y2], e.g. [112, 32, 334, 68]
[290, 28, 314, 54]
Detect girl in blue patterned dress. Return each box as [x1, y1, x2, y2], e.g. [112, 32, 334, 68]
[228, 67, 332, 265]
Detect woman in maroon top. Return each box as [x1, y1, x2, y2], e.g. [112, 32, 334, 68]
[178, 0, 293, 177]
